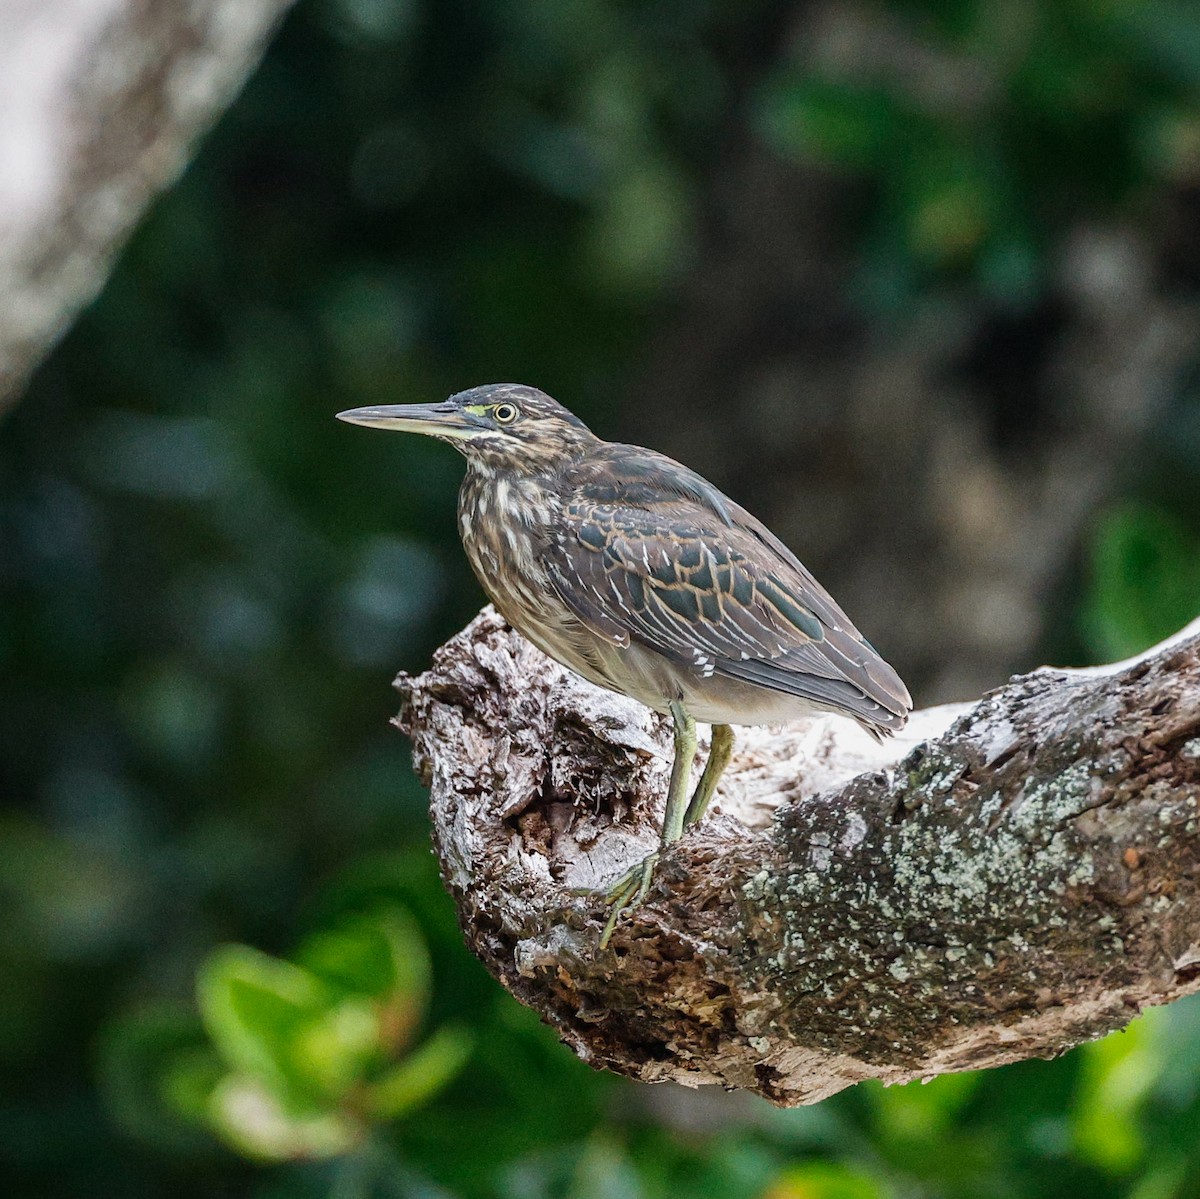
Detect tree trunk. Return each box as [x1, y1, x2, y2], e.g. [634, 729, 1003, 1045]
[397, 609, 1200, 1106]
[0, 0, 294, 408]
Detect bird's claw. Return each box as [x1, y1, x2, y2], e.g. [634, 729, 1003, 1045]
[568, 854, 660, 945]
[594, 852, 659, 948]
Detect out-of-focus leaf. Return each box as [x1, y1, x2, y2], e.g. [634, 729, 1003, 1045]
[207, 1074, 361, 1162]
[175, 905, 467, 1162]
[895, 137, 995, 265]
[1126, 1156, 1190, 1199]
[584, 158, 693, 293]
[297, 907, 429, 1007]
[1150, 993, 1200, 1107]
[868, 1070, 982, 1141]
[1124, 0, 1200, 89]
[0, 812, 142, 961]
[1081, 501, 1200, 660]
[565, 1132, 644, 1199]
[977, 228, 1044, 307]
[760, 1160, 884, 1199]
[366, 1023, 473, 1120]
[160, 1046, 227, 1126]
[906, 172, 991, 263]
[197, 944, 332, 1107]
[1136, 107, 1200, 180]
[298, 907, 433, 1063]
[293, 997, 381, 1100]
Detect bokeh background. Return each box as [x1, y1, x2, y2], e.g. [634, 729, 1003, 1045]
[4, 0, 1200, 1196]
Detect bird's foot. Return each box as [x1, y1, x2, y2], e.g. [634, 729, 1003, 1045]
[570, 853, 660, 948]
[599, 852, 659, 947]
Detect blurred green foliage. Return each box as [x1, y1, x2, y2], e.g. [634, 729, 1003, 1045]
[757, 0, 1200, 307]
[1, 0, 1199, 1197]
[105, 905, 469, 1162]
[1081, 501, 1200, 661]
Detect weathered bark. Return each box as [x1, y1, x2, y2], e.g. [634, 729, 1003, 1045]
[396, 609, 1200, 1106]
[0, 0, 294, 408]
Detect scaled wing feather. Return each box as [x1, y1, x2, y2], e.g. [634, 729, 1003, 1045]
[544, 446, 911, 729]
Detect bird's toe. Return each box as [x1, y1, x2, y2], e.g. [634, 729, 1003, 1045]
[592, 852, 660, 948]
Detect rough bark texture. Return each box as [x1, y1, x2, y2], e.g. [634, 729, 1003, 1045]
[0, 0, 294, 407]
[396, 608, 1200, 1106]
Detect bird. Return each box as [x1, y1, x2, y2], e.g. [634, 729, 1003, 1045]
[337, 384, 911, 946]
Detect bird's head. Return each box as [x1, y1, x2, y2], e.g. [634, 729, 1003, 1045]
[337, 384, 596, 474]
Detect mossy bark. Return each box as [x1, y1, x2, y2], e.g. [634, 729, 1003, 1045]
[397, 608, 1200, 1106]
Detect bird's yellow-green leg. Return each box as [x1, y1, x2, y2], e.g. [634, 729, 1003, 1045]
[684, 722, 733, 828]
[660, 701, 697, 845]
[598, 701, 696, 947]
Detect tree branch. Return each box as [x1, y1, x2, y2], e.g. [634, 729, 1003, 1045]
[396, 610, 1200, 1105]
[0, 0, 294, 407]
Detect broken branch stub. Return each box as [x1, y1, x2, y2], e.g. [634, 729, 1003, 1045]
[395, 608, 1200, 1106]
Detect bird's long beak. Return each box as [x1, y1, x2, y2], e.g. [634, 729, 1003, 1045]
[335, 403, 478, 439]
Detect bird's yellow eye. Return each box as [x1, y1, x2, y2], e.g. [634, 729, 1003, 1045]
[493, 403, 518, 424]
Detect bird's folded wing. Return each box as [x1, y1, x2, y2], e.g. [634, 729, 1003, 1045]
[543, 496, 910, 727]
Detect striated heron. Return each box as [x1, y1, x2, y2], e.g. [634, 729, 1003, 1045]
[338, 384, 912, 946]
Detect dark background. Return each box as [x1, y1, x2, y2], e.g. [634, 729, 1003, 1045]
[3, 0, 1200, 1196]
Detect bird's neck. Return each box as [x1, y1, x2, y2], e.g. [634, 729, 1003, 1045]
[456, 463, 559, 632]
[459, 462, 558, 533]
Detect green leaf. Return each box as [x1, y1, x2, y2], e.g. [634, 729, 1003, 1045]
[895, 138, 995, 266]
[1123, 0, 1200, 89]
[297, 906, 430, 1008]
[160, 1046, 226, 1126]
[294, 997, 381, 1099]
[207, 1074, 361, 1162]
[298, 907, 433, 1061]
[583, 157, 693, 294]
[196, 944, 332, 1107]
[867, 1070, 982, 1140]
[566, 1133, 645, 1199]
[976, 229, 1044, 308]
[365, 1023, 473, 1120]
